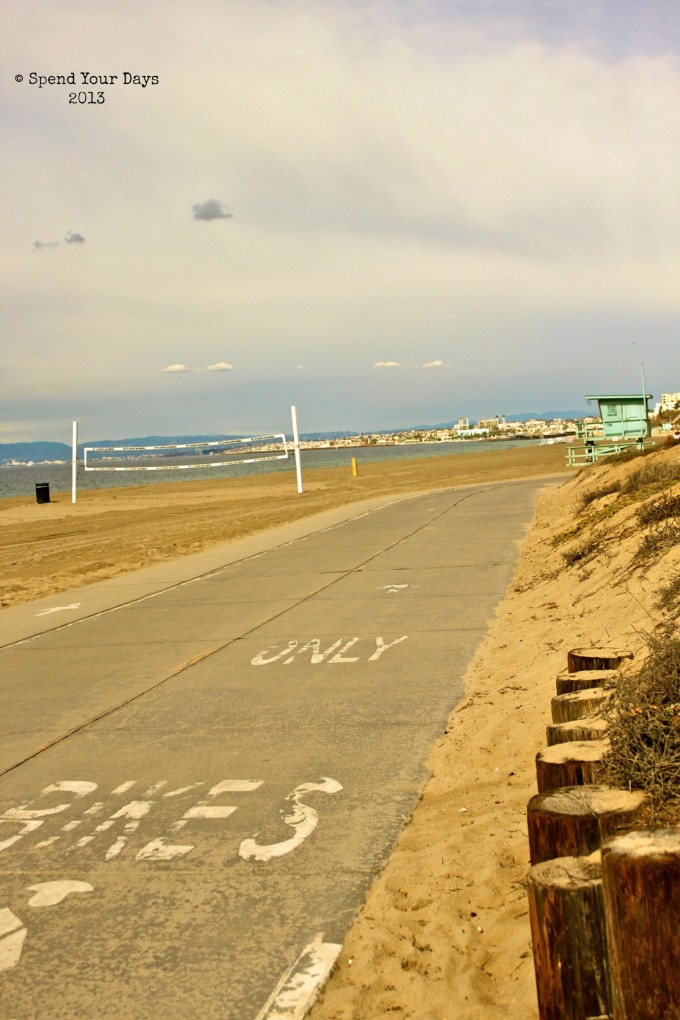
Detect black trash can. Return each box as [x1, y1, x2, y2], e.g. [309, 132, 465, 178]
[35, 482, 51, 504]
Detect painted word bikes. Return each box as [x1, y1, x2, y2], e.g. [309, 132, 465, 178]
[0, 777, 341, 864]
[251, 635, 408, 666]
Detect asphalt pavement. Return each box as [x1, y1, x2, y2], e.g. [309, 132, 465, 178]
[0, 478, 554, 1019]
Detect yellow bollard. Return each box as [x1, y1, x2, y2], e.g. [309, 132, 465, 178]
[351, 456, 359, 477]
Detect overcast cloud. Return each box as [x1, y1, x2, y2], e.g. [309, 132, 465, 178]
[191, 199, 233, 222]
[2, 0, 680, 441]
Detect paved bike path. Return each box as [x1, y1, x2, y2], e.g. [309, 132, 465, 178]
[0, 479, 550, 1019]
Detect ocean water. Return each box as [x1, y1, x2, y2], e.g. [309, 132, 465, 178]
[0, 439, 537, 500]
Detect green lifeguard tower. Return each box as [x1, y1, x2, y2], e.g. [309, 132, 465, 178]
[585, 393, 653, 440]
[567, 391, 653, 466]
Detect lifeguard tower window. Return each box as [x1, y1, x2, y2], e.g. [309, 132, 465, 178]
[585, 393, 652, 440]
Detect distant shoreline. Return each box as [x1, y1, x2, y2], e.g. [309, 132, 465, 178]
[0, 433, 552, 468]
[0, 437, 547, 500]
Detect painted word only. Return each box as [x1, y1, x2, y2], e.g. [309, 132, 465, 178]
[0, 777, 341, 864]
[251, 635, 408, 666]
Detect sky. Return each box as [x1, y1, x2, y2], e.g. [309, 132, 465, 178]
[2, 0, 680, 442]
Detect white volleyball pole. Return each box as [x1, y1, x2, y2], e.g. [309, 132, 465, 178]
[71, 420, 78, 504]
[291, 405, 303, 494]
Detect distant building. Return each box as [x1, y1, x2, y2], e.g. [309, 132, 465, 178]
[660, 392, 680, 412]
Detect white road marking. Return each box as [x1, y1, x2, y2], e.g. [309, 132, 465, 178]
[83, 802, 105, 815]
[207, 780, 263, 794]
[3, 781, 98, 820]
[252, 640, 299, 665]
[0, 819, 42, 854]
[252, 636, 408, 666]
[327, 638, 360, 664]
[0, 910, 23, 940]
[163, 783, 205, 798]
[254, 932, 342, 1020]
[35, 603, 81, 617]
[1, 776, 335, 864]
[0, 883, 93, 973]
[135, 837, 194, 861]
[169, 779, 264, 832]
[179, 805, 237, 820]
[98, 801, 153, 860]
[239, 778, 342, 863]
[26, 881, 93, 908]
[369, 635, 408, 661]
[112, 782, 137, 795]
[1, 782, 98, 853]
[0, 909, 26, 972]
[143, 781, 168, 797]
[283, 639, 344, 665]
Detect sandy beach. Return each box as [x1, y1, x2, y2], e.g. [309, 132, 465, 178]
[4, 439, 677, 1018]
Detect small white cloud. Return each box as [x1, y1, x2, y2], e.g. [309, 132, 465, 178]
[374, 360, 402, 368]
[205, 362, 234, 371]
[161, 363, 193, 373]
[422, 360, 446, 368]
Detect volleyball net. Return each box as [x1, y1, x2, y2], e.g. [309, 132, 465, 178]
[70, 406, 304, 502]
[82, 433, 289, 472]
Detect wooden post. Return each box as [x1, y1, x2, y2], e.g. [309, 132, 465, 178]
[528, 853, 612, 1020]
[556, 669, 618, 696]
[546, 718, 609, 746]
[601, 830, 680, 1019]
[536, 740, 609, 793]
[567, 647, 633, 673]
[527, 785, 648, 866]
[551, 688, 613, 724]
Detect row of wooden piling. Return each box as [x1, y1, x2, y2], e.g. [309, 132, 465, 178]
[525, 646, 680, 1020]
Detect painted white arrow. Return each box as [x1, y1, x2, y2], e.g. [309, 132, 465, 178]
[377, 584, 415, 594]
[35, 603, 81, 617]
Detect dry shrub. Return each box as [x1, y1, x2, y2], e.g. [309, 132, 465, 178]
[561, 529, 604, 567]
[632, 520, 680, 569]
[558, 458, 680, 546]
[608, 444, 657, 466]
[620, 453, 680, 495]
[657, 572, 680, 612]
[636, 491, 680, 526]
[576, 480, 621, 513]
[600, 630, 680, 823]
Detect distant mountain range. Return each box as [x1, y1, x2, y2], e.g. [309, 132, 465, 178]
[0, 412, 591, 464]
[0, 436, 244, 464]
[0, 441, 75, 463]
